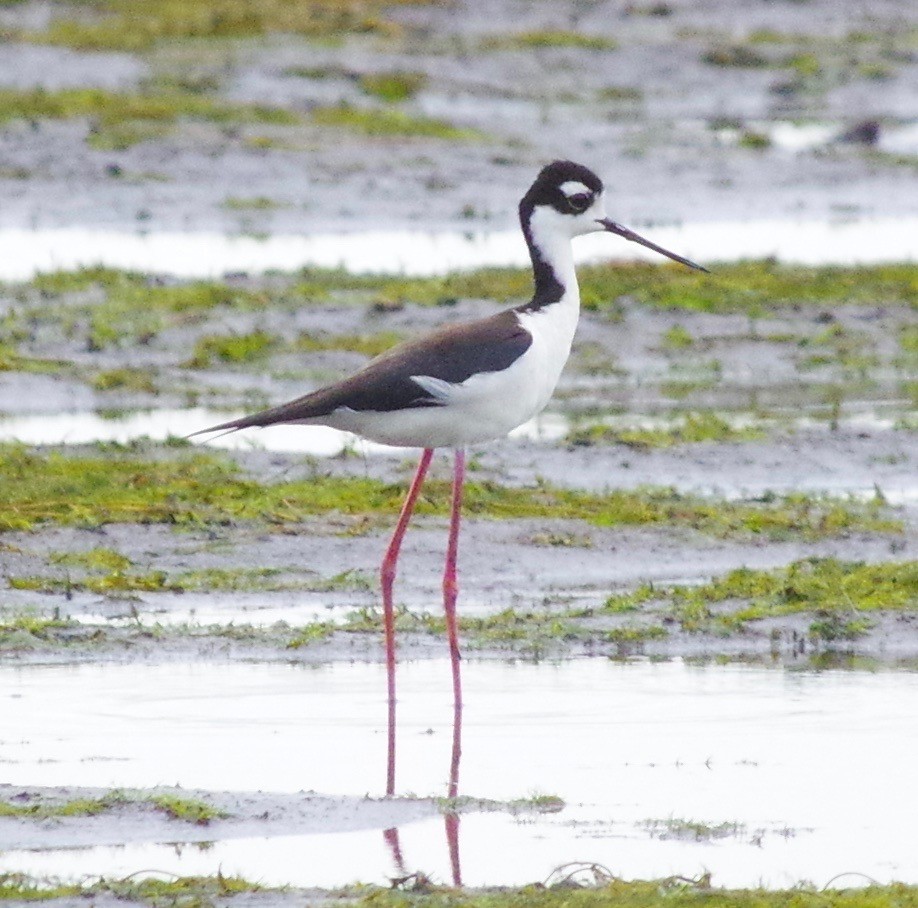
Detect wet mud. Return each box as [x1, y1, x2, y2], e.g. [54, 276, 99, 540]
[0, 0, 917, 900]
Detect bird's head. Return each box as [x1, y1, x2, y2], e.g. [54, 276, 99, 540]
[520, 160, 707, 272]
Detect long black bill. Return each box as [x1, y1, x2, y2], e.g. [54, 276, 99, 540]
[597, 218, 709, 273]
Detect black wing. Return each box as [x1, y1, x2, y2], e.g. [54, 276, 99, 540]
[190, 309, 532, 435]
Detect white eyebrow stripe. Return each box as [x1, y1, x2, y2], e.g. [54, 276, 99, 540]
[559, 180, 591, 197]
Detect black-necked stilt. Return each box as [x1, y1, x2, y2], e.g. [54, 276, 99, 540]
[192, 160, 705, 796]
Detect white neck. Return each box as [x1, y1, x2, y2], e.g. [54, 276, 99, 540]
[525, 206, 580, 309]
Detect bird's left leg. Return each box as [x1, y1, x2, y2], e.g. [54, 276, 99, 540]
[443, 447, 465, 799]
[382, 447, 434, 796]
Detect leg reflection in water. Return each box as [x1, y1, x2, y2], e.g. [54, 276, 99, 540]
[382, 689, 463, 887]
[383, 813, 462, 889]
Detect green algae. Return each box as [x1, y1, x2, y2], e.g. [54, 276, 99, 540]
[642, 817, 745, 841]
[667, 557, 918, 634]
[484, 30, 617, 51]
[311, 104, 486, 140]
[0, 87, 299, 147]
[660, 324, 695, 350]
[281, 259, 918, 314]
[0, 612, 76, 646]
[91, 367, 159, 393]
[2, 876, 918, 907]
[567, 413, 764, 449]
[359, 71, 428, 102]
[9, 570, 172, 595]
[597, 558, 918, 638]
[11, 543, 372, 599]
[4, 558, 916, 657]
[296, 330, 405, 357]
[148, 793, 228, 824]
[362, 881, 918, 907]
[0, 444, 900, 540]
[23, 0, 428, 51]
[9, 261, 918, 337]
[0, 344, 68, 375]
[0, 874, 80, 901]
[50, 547, 132, 571]
[186, 330, 278, 368]
[0, 790, 226, 824]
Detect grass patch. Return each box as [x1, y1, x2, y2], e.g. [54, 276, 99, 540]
[797, 323, 878, 377]
[568, 413, 764, 449]
[597, 86, 642, 102]
[9, 269, 270, 351]
[0, 445, 900, 540]
[666, 557, 918, 634]
[660, 324, 694, 350]
[341, 605, 583, 655]
[223, 195, 285, 211]
[0, 87, 299, 148]
[12, 261, 918, 324]
[11, 554, 346, 597]
[485, 30, 617, 51]
[900, 324, 918, 365]
[0, 793, 122, 819]
[605, 624, 668, 648]
[0, 874, 80, 901]
[642, 817, 744, 841]
[575, 261, 918, 314]
[24, 0, 427, 51]
[186, 330, 278, 368]
[88, 280, 266, 349]
[311, 104, 485, 140]
[361, 881, 918, 906]
[9, 570, 173, 595]
[283, 260, 918, 314]
[737, 130, 771, 150]
[0, 344, 67, 375]
[295, 330, 404, 358]
[167, 566, 289, 592]
[701, 44, 770, 68]
[359, 71, 427, 102]
[0, 612, 76, 646]
[149, 794, 228, 824]
[50, 547, 132, 571]
[96, 874, 261, 901]
[0, 790, 225, 824]
[91, 367, 158, 394]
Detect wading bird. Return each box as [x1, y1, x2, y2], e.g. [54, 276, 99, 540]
[192, 160, 705, 797]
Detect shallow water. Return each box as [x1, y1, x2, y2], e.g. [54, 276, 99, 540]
[1, 217, 917, 281]
[0, 404, 907, 453]
[0, 407, 567, 454]
[3, 406, 916, 506]
[1, 659, 917, 888]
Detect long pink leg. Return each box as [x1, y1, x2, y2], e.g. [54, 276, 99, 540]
[382, 447, 434, 797]
[443, 448, 465, 799]
[445, 811, 462, 886]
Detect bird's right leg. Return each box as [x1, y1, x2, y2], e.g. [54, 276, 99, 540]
[381, 447, 434, 796]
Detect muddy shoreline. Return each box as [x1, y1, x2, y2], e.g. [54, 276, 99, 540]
[1, 0, 917, 899]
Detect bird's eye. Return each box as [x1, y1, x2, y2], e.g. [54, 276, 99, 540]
[567, 193, 592, 213]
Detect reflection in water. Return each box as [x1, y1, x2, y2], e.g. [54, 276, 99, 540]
[0, 218, 917, 282]
[382, 448, 466, 800]
[0, 407, 567, 453]
[384, 815, 462, 888]
[2, 660, 918, 886]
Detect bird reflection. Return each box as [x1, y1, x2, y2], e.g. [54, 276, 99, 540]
[383, 813, 462, 888]
[383, 692, 463, 887]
